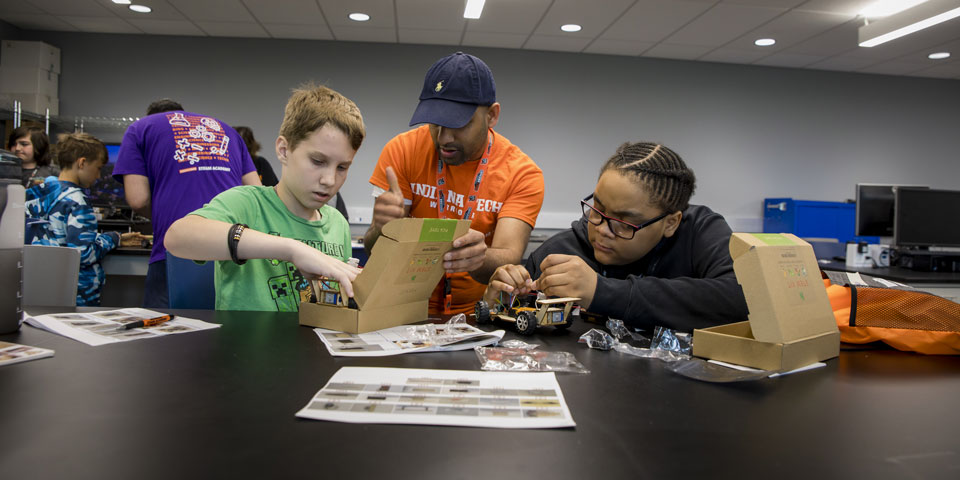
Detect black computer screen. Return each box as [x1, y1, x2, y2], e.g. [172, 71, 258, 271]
[855, 184, 928, 236]
[895, 188, 960, 248]
[86, 144, 125, 207]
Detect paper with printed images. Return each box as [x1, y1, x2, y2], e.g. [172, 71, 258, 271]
[314, 323, 504, 357]
[0, 341, 55, 367]
[296, 367, 576, 429]
[24, 308, 219, 347]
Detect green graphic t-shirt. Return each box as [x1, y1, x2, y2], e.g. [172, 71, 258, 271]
[189, 185, 351, 312]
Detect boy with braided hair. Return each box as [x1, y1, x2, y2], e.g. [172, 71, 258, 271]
[485, 141, 748, 332]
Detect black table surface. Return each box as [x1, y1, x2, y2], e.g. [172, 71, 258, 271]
[818, 260, 960, 283]
[2, 308, 959, 479]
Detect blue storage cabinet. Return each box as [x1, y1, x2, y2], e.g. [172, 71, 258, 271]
[763, 198, 857, 242]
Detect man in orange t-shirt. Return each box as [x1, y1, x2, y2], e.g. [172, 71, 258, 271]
[366, 52, 544, 315]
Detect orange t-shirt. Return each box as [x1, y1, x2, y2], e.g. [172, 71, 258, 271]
[370, 125, 544, 314]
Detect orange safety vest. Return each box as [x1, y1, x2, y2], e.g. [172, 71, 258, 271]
[823, 271, 960, 355]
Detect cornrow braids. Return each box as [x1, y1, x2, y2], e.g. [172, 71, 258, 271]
[601, 142, 696, 213]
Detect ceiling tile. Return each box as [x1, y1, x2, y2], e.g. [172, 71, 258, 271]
[807, 55, 878, 71]
[583, 38, 653, 56]
[398, 28, 463, 46]
[397, 0, 465, 32]
[752, 52, 823, 67]
[725, 10, 853, 52]
[0, 13, 78, 31]
[797, 0, 877, 16]
[780, 19, 858, 56]
[664, 3, 785, 46]
[242, 0, 326, 26]
[908, 62, 960, 78]
[600, 0, 714, 43]
[25, 0, 110, 16]
[168, 0, 254, 23]
[262, 23, 334, 40]
[700, 47, 770, 64]
[101, 0, 187, 21]
[533, 0, 635, 37]
[721, 0, 806, 7]
[60, 15, 140, 33]
[643, 43, 713, 60]
[317, 0, 394, 28]
[328, 25, 396, 43]
[461, 31, 529, 49]
[464, 0, 551, 35]
[0, 0, 43, 15]
[196, 21, 268, 38]
[856, 60, 934, 76]
[524, 34, 592, 53]
[126, 18, 205, 36]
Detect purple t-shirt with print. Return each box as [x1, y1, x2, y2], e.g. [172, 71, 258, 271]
[113, 111, 256, 264]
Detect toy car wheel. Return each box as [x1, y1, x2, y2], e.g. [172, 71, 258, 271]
[515, 311, 538, 335]
[475, 301, 491, 324]
[554, 317, 572, 330]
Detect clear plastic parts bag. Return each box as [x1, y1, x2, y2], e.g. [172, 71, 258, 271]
[475, 346, 590, 374]
[498, 339, 539, 350]
[446, 313, 467, 325]
[578, 329, 617, 351]
[579, 320, 690, 362]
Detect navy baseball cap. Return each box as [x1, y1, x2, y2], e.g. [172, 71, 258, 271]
[409, 52, 497, 129]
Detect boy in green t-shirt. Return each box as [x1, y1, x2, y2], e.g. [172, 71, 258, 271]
[165, 85, 364, 311]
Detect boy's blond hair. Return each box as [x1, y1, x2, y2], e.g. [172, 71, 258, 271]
[54, 132, 107, 170]
[279, 84, 365, 152]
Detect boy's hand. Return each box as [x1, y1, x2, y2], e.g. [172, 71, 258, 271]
[536, 254, 597, 308]
[290, 243, 361, 298]
[119, 232, 145, 247]
[483, 264, 534, 304]
[372, 166, 405, 231]
[443, 229, 486, 273]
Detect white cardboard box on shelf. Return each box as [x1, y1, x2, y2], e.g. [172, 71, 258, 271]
[1, 40, 61, 74]
[0, 67, 59, 97]
[0, 92, 58, 116]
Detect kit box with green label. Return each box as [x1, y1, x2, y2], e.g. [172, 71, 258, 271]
[692, 233, 840, 371]
[300, 217, 471, 333]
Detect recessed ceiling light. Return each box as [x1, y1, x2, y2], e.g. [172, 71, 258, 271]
[928, 51, 950, 59]
[129, 4, 151, 13]
[560, 24, 582, 33]
[112, 0, 132, 4]
[859, 0, 928, 18]
[754, 38, 776, 46]
[349, 13, 370, 22]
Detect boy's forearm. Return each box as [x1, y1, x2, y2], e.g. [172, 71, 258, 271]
[165, 215, 300, 262]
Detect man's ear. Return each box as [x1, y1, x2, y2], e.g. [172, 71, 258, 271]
[662, 211, 683, 238]
[486, 103, 500, 129]
[275, 136, 289, 165]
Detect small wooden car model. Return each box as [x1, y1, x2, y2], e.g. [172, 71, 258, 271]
[474, 292, 580, 335]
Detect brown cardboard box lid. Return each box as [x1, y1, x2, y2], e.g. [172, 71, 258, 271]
[353, 218, 470, 310]
[729, 233, 837, 344]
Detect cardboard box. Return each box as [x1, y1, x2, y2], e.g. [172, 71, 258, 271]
[0, 67, 59, 97]
[299, 217, 470, 333]
[1, 41, 61, 73]
[693, 233, 840, 371]
[0, 92, 58, 115]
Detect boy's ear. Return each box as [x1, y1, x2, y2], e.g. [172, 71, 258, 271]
[76, 156, 87, 169]
[662, 211, 683, 238]
[276, 136, 289, 165]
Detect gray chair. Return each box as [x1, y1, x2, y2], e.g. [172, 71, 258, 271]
[22, 244, 81, 307]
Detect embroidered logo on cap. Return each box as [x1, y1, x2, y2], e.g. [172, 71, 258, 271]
[435, 81, 444, 92]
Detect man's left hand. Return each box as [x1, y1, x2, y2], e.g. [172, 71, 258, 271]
[443, 229, 486, 273]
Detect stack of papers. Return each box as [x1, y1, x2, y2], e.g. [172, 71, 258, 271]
[0, 341, 54, 367]
[24, 308, 220, 346]
[314, 323, 504, 357]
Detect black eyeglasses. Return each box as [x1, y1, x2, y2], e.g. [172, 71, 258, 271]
[580, 194, 670, 240]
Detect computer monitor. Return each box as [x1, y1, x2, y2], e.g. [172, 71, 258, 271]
[855, 184, 927, 237]
[894, 188, 960, 248]
[86, 144, 125, 207]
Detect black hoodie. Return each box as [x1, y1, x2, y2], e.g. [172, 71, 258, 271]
[524, 205, 748, 332]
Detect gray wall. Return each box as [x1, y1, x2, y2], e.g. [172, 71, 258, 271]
[18, 31, 960, 230]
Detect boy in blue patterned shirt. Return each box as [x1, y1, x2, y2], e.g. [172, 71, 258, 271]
[25, 133, 136, 306]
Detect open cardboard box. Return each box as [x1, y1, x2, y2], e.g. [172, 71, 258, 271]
[693, 233, 840, 372]
[299, 217, 470, 333]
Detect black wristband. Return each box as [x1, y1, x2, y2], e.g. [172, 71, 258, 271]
[228, 223, 248, 265]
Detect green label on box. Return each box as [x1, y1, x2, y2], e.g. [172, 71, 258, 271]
[419, 219, 458, 242]
[750, 233, 797, 246]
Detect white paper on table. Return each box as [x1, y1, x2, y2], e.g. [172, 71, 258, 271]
[23, 308, 219, 347]
[296, 367, 576, 429]
[314, 324, 504, 357]
[0, 341, 54, 366]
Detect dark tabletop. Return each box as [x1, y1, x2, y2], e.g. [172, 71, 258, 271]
[1, 308, 959, 479]
[818, 260, 960, 283]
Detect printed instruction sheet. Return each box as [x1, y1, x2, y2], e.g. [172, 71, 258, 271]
[0, 341, 54, 367]
[24, 308, 220, 346]
[296, 367, 576, 429]
[315, 323, 504, 357]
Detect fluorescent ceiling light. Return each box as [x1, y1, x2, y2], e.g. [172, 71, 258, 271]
[129, 5, 151, 13]
[859, 0, 960, 47]
[348, 13, 370, 22]
[928, 51, 951, 59]
[464, 0, 485, 19]
[111, 0, 132, 5]
[859, 0, 928, 18]
[754, 38, 776, 46]
[560, 24, 582, 32]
